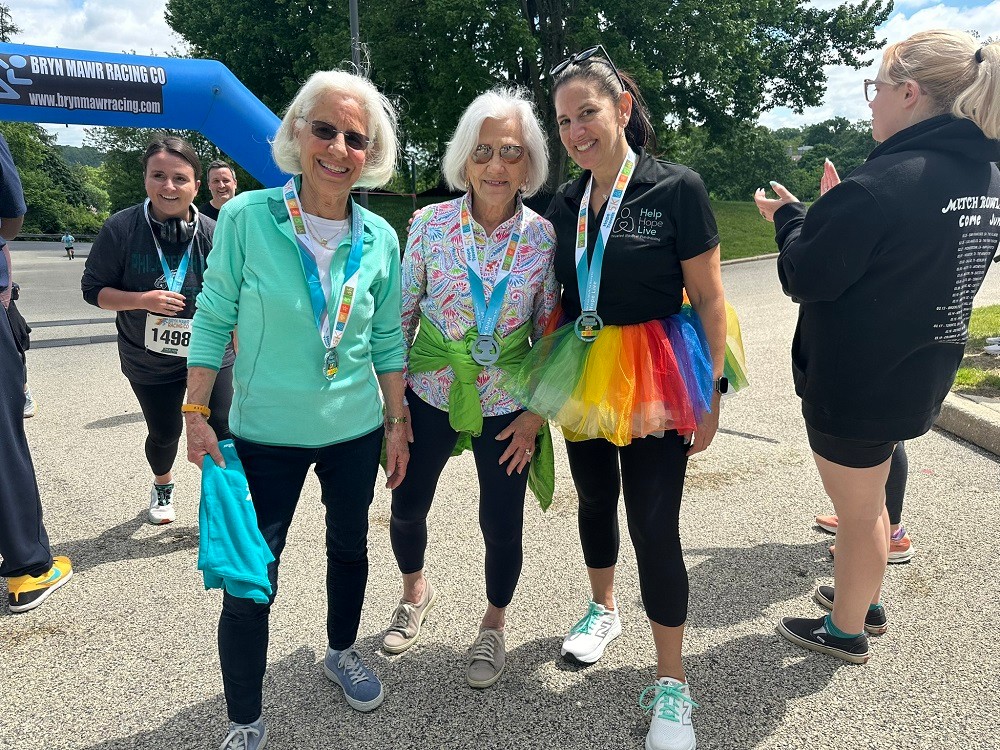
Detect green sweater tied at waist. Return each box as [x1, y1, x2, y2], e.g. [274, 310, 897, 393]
[408, 314, 555, 510]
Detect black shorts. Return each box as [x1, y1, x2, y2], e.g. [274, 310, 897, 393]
[805, 423, 896, 469]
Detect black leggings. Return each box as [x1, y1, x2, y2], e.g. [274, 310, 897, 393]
[390, 388, 528, 609]
[885, 441, 907, 526]
[128, 367, 233, 477]
[565, 432, 690, 628]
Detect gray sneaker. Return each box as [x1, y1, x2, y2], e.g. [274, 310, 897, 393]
[219, 717, 267, 750]
[382, 578, 437, 654]
[466, 628, 506, 688]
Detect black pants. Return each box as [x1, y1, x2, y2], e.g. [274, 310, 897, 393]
[219, 428, 383, 724]
[885, 441, 907, 526]
[0, 303, 51, 578]
[565, 432, 690, 628]
[390, 389, 528, 609]
[128, 368, 233, 477]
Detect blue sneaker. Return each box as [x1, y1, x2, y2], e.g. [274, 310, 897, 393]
[219, 717, 267, 750]
[323, 646, 385, 712]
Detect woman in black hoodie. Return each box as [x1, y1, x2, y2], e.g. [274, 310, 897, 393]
[754, 30, 1000, 663]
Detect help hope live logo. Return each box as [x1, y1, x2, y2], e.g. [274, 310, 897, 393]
[613, 206, 663, 239]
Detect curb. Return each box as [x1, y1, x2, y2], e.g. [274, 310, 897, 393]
[722, 252, 777, 266]
[935, 392, 1000, 457]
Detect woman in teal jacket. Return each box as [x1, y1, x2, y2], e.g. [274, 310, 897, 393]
[184, 70, 408, 750]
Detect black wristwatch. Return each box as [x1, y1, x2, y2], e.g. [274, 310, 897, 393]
[713, 376, 729, 394]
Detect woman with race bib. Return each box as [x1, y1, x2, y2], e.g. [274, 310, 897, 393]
[184, 70, 408, 749]
[505, 47, 746, 750]
[82, 136, 234, 525]
[382, 88, 557, 688]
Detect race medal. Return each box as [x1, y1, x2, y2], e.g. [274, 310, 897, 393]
[574, 150, 637, 343]
[460, 196, 524, 365]
[144, 314, 193, 357]
[142, 199, 197, 356]
[470, 334, 501, 366]
[283, 178, 364, 383]
[324, 347, 340, 380]
[574, 312, 604, 343]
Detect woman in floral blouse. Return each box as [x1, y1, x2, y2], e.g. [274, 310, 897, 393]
[381, 87, 558, 688]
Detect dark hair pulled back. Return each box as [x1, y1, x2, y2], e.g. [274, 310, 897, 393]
[142, 135, 203, 181]
[552, 56, 657, 154]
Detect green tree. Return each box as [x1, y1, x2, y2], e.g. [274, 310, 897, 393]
[0, 122, 107, 233]
[0, 2, 20, 43]
[164, 0, 892, 188]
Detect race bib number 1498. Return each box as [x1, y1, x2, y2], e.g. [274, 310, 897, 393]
[144, 314, 192, 357]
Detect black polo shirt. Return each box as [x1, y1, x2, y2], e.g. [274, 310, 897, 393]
[545, 148, 719, 325]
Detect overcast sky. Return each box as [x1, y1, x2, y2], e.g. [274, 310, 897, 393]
[6, 0, 1000, 146]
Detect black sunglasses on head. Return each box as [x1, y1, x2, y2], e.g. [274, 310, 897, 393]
[300, 118, 371, 151]
[550, 44, 626, 93]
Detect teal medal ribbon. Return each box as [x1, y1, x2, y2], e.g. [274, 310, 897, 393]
[574, 149, 637, 342]
[143, 198, 195, 294]
[282, 178, 364, 380]
[460, 194, 524, 366]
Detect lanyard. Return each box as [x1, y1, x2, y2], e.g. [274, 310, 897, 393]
[460, 195, 524, 340]
[143, 199, 195, 294]
[574, 149, 637, 314]
[283, 178, 364, 354]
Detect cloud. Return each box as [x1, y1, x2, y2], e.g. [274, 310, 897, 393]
[8, 0, 181, 146]
[8, 0, 178, 57]
[761, 2, 1000, 129]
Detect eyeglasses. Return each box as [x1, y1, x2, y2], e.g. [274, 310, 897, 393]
[300, 118, 371, 151]
[471, 144, 525, 164]
[550, 44, 626, 93]
[863, 79, 902, 103]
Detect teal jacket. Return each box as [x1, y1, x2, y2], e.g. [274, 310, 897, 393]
[198, 440, 274, 603]
[189, 184, 405, 447]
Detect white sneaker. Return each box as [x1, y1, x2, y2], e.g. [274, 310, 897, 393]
[23, 387, 36, 418]
[986, 336, 1000, 345]
[984, 343, 1000, 356]
[642, 677, 698, 750]
[561, 600, 622, 663]
[148, 483, 176, 525]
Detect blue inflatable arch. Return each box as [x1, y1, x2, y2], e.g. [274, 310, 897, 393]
[0, 43, 286, 187]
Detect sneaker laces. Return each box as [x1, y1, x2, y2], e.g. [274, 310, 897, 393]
[219, 724, 260, 750]
[154, 484, 173, 507]
[469, 630, 502, 666]
[569, 601, 606, 635]
[639, 682, 699, 722]
[387, 600, 415, 635]
[336, 648, 371, 686]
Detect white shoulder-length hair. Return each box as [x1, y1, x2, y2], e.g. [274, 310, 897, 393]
[271, 70, 399, 189]
[441, 87, 549, 197]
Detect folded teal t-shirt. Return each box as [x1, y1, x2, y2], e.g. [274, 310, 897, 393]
[198, 440, 274, 603]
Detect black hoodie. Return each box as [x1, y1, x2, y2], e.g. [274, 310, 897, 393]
[773, 115, 1000, 440]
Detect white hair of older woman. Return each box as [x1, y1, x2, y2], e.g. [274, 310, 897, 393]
[271, 70, 399, 188]
[441, 87, 549, 197]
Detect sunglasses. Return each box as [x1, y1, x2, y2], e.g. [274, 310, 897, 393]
[471, 144, 525, 164]
[550, 44, 626, 93]
[300, 118, 371, 151]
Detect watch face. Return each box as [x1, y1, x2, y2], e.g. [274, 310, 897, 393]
[716, 377, 729, 394]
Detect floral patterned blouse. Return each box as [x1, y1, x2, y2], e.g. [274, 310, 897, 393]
[401, 194, 559, 416]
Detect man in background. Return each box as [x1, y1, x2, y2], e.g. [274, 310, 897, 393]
[199, 160, 238, 221]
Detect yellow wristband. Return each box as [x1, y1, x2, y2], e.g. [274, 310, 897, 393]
[181, 403, 212, 419]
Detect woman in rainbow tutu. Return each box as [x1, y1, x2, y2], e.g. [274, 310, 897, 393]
[504, 46, 746, 750]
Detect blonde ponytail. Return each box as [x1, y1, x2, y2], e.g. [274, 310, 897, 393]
[882, 30, 1000, 140]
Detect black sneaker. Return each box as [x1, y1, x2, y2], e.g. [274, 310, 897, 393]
[776, 615, 870, 664]
[813, 585, 888, 635]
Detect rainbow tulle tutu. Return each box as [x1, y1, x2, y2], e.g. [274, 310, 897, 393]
[503, 301, 748, 447]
